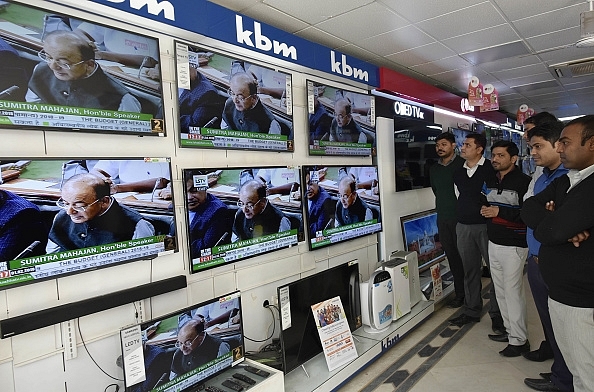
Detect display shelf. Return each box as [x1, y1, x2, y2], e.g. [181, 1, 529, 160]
[202, 359, 283, 392]
[419, 258, 454, 304]
[284, 300, 434, 392]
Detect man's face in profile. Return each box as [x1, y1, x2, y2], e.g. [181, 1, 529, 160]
[60, 182, 104, 224]
[43, 37, 90, 81]
[338, 181, 356, 209]
[238, 186, 265, 219]
[306, 174, 319, 200]
[229, 76, 256, 112]
[186, 181, 208, 211]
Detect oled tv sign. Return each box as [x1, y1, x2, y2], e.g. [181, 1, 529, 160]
[87, 0, 379, 85]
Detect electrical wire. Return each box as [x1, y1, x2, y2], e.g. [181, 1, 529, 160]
[244, 304, 277, 343]
[104, 384, 120, 392]
[76, 318, 124, 382]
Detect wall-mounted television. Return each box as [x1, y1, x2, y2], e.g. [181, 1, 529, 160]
[0, 1, 165, 136]
[394, 120, 442, 192]
[121, 291, 244, 392]
[182, 166, 303, 273]
[277, 261, 361, 374]
[307, 79, 375, 156]
[175, 42, 294, 152]
[301, 165, 382, 250]
[400, 209, 445, 271]
[0, 157, 176, 289]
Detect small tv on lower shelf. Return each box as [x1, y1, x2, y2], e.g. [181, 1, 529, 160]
[277, 260, 361, 373]
[121, 291, 245, 392]
[400, 209, 445, 271]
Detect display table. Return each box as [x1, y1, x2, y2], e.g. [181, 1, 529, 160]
[284, 300, 434, 392]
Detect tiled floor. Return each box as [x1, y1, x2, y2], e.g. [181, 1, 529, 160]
[339, 275, 552, 392]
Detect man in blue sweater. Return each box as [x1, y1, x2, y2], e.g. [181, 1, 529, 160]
[480, 141, 531, 357]
[522, 115, 594, 392]
[449, 133, 503, 333]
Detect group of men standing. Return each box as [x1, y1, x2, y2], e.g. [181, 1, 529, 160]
[430, 113, 594, 392]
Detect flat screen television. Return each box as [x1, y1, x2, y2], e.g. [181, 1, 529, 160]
[175, 42, 294, 152]
[182, 166, 303, 273]
[400, 209, 445, 271]
[121, 291, 245, 392]
[394, 120, 442, 192]
[277, 261, 361, 374]
[0, 157, 176, 289]
[0, 1, 165, 135]
[307, 79, 375, 156]
[301, 165, 382, 250]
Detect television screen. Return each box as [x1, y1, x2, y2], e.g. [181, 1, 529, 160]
[176, 42, 294, 152]
[394, 120, 442, 192]
[277, 261, 361, 374]
[121, 291, 245, 392]
[0, 157, 176, 289]
[400, 209, 445, 271]
[0, 1, 165, 135]
[301, 165, 382, 250]
[307, 79, 375, 156]
[182, 166, 303, 273]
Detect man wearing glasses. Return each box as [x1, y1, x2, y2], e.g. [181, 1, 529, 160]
[231, 179, 290, 241]
[334, 176, 372, 227]
[46, 173, 154, 253]
[170, 319, 230, 380]
[26, 30, 141, 112]
[321, 98, 367, 143]
[220, 72, 284, 134]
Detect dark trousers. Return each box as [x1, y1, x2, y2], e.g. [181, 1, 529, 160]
[527, 255, 573, 391]
[438, 218, 465, 299]
[456, 223, 499, 319]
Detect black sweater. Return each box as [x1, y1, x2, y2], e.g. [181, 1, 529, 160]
[453, 159, 496, 225]
[521, 174, 594, 308]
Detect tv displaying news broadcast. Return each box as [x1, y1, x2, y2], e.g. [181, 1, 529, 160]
[400, 209, 445, 271]
[121, 291, 244, 392]
[182, 166, 303, 273]
[302, 165, 382, 250]
[307, 79, 375, 156]
[0, 158, 176, 289]
[0, 1, 165, 135]
[176, 42, 294, 152]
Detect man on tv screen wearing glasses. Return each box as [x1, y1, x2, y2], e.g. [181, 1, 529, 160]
[46, 173, 154, 253]
[321, 98, 367, 143]
[334, 176, 372, 227]
[231, 179, 290, 241]
[220, 72, 283, 134]
[26, 30, 141, 112]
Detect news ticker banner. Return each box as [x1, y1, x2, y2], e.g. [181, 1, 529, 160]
[0, 101, 162, 135]
[0, 236, 167, 288]
[309, 140, 373, 156]
[311, 220, 381, 249]
[193, 230, 298, 272]
[181, 127, 293, 151]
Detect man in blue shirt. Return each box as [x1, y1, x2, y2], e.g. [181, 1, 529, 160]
[522, 124, 572, 392]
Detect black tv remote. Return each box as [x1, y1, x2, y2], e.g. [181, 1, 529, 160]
[233, 373, 256, 385]
[244, 365, 270, 378]
[205, 387, 225, 392]
[222, 379, 244, 391]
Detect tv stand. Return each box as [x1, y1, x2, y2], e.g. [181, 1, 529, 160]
[284, 300, 434, 391]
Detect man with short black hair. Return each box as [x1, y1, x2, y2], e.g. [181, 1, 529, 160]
[481, 140, 531, 357]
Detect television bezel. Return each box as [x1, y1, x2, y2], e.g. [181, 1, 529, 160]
[175, 41, 295, 152]
[399, 208, 446, 272]
[0, 0, 166, 136]
[122, 290, 245, 392]
[301, 164, 382, 251]
[182, 166, 303, 274]
[277, 260, 361, 374]
[0, 156, 177, 290]
[306, 78, 375, 157]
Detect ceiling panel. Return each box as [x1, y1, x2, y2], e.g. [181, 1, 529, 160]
[294, 26, 349, 49]
[493, 0, 585, 22]
[513, 6, 583, 39]
[491, 63, 551, 79]
[386, 43, 458, 67]
[262, 0, 373, 25]
[241, 3, 309, 33]
[526, 27, 580, 52]
[411, 56, 473, 76]
[359, 25, 435, 56]
[380, 0, 489, 23]
[478, 55, 541, 73]
[442, 24, 519, 54]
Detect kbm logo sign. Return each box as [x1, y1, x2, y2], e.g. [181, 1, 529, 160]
[331, 51, 369, 82]
[104, 0, 175, 21]
[235, 16, 297, 60]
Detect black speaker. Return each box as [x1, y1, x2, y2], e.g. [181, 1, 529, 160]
[0, 275, 187, 338]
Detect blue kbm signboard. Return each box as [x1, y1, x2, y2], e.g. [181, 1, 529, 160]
[86, 0, 379, 86]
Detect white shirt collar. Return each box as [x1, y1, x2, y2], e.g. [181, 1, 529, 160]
[463, 156, 485, 177]
[567, 163, 594, 191]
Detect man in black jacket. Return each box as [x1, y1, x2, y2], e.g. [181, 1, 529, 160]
[522, 115, 594, 392]
[449, 133, 503, 333]
[480, 141, 531, 357]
